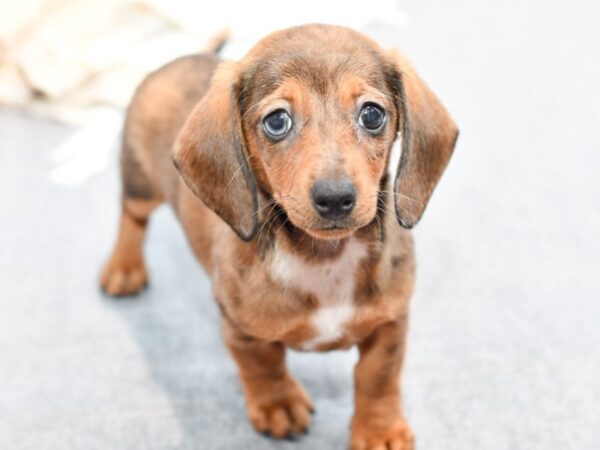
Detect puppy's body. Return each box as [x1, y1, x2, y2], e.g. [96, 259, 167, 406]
[119, 52, 415, 351]
[102, 25, 457, 450]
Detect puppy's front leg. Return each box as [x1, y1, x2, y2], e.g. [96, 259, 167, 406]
[351, 319, 414, 450]
[222, 319, 314, 438]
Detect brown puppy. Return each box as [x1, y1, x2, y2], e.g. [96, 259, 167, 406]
[101, 24, 458, 450]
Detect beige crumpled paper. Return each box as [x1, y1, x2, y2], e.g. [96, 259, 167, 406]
[0, 0, 225, 124]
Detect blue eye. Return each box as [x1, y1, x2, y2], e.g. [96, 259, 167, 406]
[358, 103, 386, 133]
[263, 109, 292, 140]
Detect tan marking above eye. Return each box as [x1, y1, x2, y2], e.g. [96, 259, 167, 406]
[257, 98, 292, 119]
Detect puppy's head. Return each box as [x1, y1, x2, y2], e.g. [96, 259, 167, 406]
[173, 24, 458, 241]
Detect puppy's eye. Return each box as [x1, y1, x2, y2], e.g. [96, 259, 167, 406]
[263, 109, 292, 140]
[358, 103, 386, 133]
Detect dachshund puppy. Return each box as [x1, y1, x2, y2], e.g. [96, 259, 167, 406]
[101, 24, 458, 450]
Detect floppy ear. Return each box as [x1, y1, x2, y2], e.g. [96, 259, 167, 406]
[172, 62, 258, 241]
[386, 50, 459, 229]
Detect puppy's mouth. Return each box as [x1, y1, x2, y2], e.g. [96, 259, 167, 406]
[274, 197, 375, 241]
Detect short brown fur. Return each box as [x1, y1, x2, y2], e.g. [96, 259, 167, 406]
[101, 24, 457, 450]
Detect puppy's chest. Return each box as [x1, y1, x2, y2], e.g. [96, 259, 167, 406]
[269, 239, 370, 350]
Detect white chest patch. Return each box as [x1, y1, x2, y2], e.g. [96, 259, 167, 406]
[270, 238, 368, 350]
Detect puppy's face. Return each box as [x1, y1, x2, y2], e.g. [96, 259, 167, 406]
[240, 48, 398, 240]
[173, 25, 458, 242]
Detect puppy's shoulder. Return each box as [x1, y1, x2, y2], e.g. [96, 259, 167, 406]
[127, 53, 221, 123]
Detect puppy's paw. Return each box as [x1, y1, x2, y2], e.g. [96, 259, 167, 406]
[246, 376, 314, 439]
[100, 257, 148, 297]
[350, 416, 414, 450]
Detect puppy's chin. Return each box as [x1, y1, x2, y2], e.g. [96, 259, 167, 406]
[284, 211, 357, 241]
[281, 205, 376, 241]
[304, 227, 356, 241]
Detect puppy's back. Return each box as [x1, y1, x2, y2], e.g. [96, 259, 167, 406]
[121, 54, 220, 203]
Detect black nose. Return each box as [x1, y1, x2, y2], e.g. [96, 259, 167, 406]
[311, 179, 356, 220]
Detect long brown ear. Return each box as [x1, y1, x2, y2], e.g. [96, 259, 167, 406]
[172, 62, 258, 241]
[386, 50, 459, 229]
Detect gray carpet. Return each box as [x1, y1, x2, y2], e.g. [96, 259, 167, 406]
[1, 0, 599, 449]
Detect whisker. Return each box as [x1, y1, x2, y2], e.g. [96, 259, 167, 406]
[375, 189, 420, 204]
[224, 151, 255, 189]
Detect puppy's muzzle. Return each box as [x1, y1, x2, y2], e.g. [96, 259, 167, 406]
[311, 179, 356, 221]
